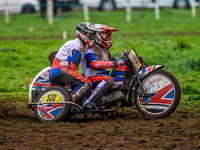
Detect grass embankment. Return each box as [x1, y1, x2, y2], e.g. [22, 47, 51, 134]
[0, 9, 200, 109]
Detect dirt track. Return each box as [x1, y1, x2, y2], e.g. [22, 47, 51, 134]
[0, 102, 200, 150]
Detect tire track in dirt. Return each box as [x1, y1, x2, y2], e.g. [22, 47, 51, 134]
[0, 102, 200, 149]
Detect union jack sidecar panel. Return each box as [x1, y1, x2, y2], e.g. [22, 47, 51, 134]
[29, 67, 72, 103]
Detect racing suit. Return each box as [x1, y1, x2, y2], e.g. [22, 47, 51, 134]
[81, 44, 122, 106]
[49, 38, 92, 102]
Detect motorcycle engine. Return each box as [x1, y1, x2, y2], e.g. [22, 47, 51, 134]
[101, 90, 125, 105]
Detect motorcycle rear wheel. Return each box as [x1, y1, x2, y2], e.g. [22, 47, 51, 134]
[34, 86, 71, 122]
[134, 69, 181, 118]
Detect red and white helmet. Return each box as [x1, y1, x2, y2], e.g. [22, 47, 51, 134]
[94, 24, 119, 49]
[76, 22, 102, 47]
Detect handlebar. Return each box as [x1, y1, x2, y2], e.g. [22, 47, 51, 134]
[121, 43, 144, 71]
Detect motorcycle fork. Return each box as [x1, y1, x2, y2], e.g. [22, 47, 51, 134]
[133, 66, 156, 97]
[131, 65, 156, 97]
[132, 65, 146, 94]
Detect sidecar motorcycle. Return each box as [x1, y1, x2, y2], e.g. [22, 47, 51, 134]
[28, 44, 181, 121]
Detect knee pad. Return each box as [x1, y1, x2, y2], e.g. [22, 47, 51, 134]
[104, 76, 114, 87]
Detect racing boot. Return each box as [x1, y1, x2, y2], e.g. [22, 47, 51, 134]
[72, 82, 91, 103]
[82, 80, 113, 110]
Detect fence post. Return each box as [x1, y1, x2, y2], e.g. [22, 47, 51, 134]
[126, 0, 131, 22]
[155, 0, 160, 20]
[191, 0, 196, 17]
[83, 0, 89, 21]
[4, 0, 9, 23]
[47, 0, 53, 24]
[63, 31, 67, 40]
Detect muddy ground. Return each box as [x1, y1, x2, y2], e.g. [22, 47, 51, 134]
[0, 102, 200, 150]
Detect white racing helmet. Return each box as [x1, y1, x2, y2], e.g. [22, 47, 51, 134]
[76, 22, 102, 47]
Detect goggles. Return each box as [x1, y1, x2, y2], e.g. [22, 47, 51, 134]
[86, 32, 96, 40]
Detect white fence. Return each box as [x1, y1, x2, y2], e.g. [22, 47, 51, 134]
[3, 0, 198, 24]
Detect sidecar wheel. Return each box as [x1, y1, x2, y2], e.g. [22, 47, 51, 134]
[134, 69, 181, 118]
[34, 86, 71, 122]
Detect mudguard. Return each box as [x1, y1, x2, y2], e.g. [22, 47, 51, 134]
[138, 65, 164, 79]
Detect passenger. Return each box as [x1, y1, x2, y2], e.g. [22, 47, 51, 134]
[49, 22, 101, 103]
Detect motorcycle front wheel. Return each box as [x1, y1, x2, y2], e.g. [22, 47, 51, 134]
[34, 86, 71, 122]
[134, 69, 181, 118]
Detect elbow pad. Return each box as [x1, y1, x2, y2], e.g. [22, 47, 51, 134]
[90, 61, 115, 69]
[71, 49, 81, 68]
[69, 49, 81, 73]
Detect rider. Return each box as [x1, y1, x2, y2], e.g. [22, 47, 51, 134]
[49, 22, 101, 103]
[81, 24, 124, 108]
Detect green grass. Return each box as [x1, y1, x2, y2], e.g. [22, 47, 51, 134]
[0, 8, 200, 109]
[0, 8, 200, 37]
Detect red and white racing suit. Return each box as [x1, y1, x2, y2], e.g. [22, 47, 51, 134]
[49, 38, 91, 102]
[81, 44, 121, 106]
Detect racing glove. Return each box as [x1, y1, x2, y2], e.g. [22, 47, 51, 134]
[114, 58, 125, 67]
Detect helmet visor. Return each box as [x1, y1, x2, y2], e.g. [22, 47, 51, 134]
[101, 33, 112, 41]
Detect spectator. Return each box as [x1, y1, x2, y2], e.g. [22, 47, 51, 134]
[39, 0, 46, 18]
[39, 0, 57, 18]
[53, 0, 58, 17]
